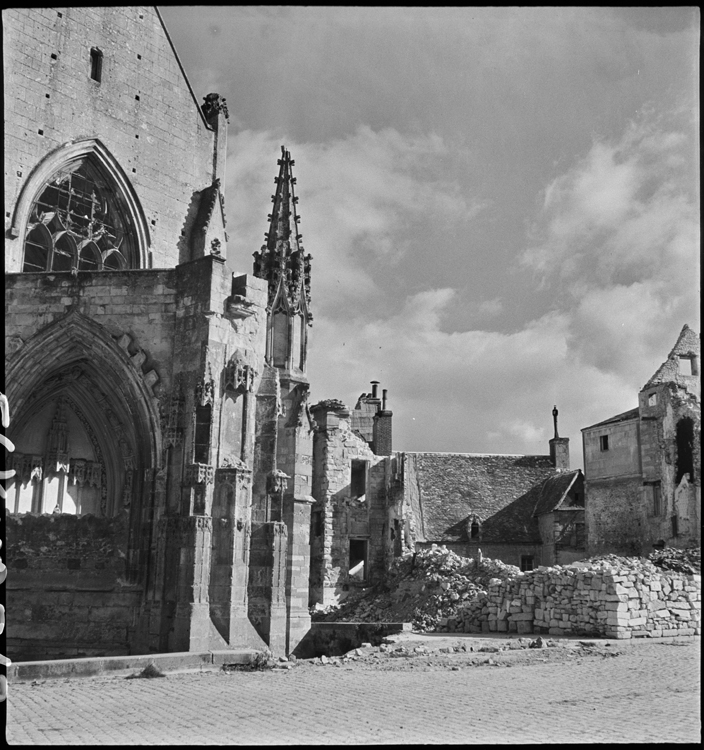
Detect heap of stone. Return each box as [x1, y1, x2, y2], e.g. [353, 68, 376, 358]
[648, 546, 701, 575]
[316, 545, 519, 632]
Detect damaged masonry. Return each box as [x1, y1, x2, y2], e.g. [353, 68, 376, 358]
[3, 7, 701, 664]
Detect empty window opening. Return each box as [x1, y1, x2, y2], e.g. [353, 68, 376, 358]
[349, 539, 367, 581]
[470, 520, 480, 539]
[599, 435, 609, 452]
[351, 460, 366, 499]
[671, 515, 678, 538]
[90, 48, 102, 82]
[193, 404, 212, 464]
[652, 483, 662, 516]
[675, 417, 694, 484]
[520, 555, 534, 572]
[648, 393, 658, 407]
[313, 510, 323, 538]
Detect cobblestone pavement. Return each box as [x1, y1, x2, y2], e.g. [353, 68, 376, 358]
[6, 637, 700, 745]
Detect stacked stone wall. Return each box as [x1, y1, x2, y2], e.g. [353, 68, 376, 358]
[454, 562, 701, 640]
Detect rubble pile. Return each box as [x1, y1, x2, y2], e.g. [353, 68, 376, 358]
[448, 555, 701, 639]
[315, 545, 519, 631]
[648, 546, 701, 575]
[316, 544, 701, 641]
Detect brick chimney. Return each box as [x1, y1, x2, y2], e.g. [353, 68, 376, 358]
[549, 405, 570, 469]
[373, 388, 393, 455]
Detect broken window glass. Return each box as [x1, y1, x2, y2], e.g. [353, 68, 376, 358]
[22, 158, 133, 271]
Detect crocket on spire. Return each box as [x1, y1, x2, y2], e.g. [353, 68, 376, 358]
[253, 146, 312, 320]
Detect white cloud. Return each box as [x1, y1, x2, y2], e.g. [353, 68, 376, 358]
[522, 114, 699, 383]
[223, 114, 697, 470]
[225, 126, 475, 315]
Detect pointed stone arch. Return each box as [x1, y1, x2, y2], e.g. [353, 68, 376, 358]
[9, 138, 151, 271]
[6, 310, 161, 481]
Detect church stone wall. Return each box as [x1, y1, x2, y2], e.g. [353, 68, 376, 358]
[6, 269, 178, 382]
[6, 512, 141, 661]
[4, 6, 215, 270]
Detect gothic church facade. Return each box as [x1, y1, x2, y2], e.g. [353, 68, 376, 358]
[4, 7, 313, 660]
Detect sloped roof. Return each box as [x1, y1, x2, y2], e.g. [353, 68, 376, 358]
[408, 452, 559, 543]
[582, 407, 639, 431]
[643, 324, 701, 390]
[477, 469, 582, 545]
[532, 470, 582, 516]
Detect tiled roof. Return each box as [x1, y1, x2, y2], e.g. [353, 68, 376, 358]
[407, 452, 559, 543]
[477, 470, 582, 544]
[582, 407, 640, 431]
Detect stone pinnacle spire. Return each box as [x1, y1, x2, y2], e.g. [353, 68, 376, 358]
[253, 146, 312, 318]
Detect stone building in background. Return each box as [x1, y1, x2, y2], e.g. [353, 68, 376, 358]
[4, 7, 312, 660]
[582, 325, 701, 556]
[308, 395, 584, 606]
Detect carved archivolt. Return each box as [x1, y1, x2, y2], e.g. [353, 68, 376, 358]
[115, 331, 160, 397]
[160, 376, 184, 448]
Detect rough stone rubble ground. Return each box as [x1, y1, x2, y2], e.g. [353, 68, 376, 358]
[311, 545, 702, 633]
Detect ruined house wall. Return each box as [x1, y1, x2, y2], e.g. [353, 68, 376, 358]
[586, 477, 644, 557]
[309, 406, 380, 606]
[451, 563, 701, 639]
[639, 385, 701, 550]
[6, 512, 141, 661]
[400, 453, 425, 546]
[583, 418, 641, 481]
[3, 6, 215, 270]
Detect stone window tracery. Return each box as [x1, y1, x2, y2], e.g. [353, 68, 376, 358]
[22, 158, 134, 272]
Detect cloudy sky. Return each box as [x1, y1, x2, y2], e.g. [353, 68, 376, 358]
[160, 7, 700, 466]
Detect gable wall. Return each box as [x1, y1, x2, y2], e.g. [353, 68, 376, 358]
[4, 6, 214, 270]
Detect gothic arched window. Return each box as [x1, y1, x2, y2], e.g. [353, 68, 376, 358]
[22, 157, 136, 272]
